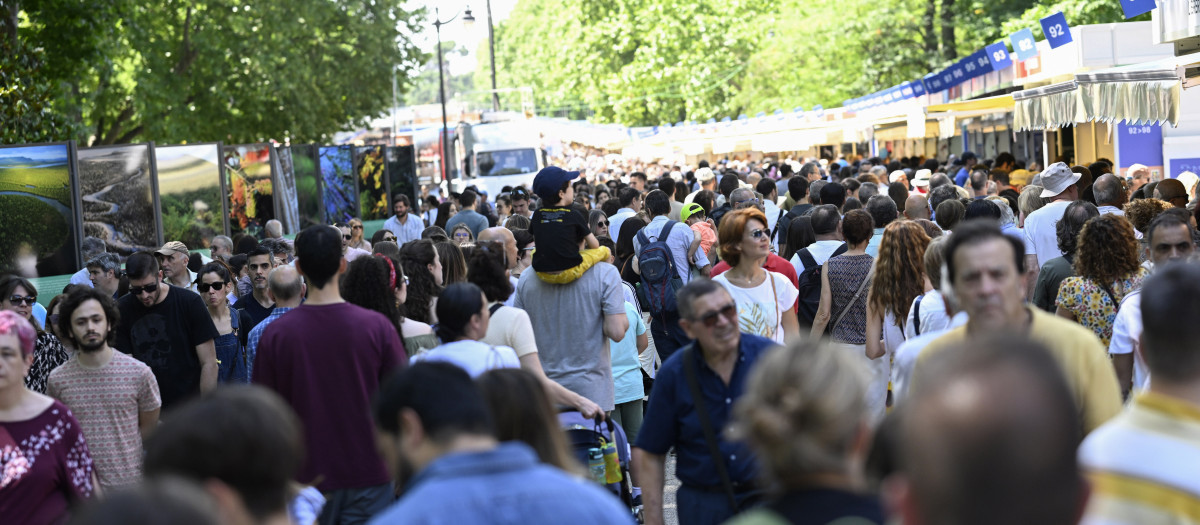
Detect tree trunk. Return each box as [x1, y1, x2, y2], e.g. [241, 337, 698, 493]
[923, 0, 937, 60]
[2, 1, 18, 50]
[940, 0, 956, 61]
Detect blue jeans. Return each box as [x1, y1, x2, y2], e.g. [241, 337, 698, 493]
[318, 482, 394, 525]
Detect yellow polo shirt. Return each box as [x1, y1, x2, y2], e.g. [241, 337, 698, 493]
[915, 306, 1122, 435]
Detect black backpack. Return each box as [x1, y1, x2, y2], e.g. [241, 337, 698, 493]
[795, 243, 848, 327]
[636, 221, 684, 319]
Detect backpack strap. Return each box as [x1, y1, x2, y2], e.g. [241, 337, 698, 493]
[797, 248, 817, 271]
[489, 303, 504, 316]
[830, 242, 849, 258]
[659, 219, 677, 241]
[770, 209, 786, 240]
[913, 294, 924, 336]
[682, 344, 738, 510]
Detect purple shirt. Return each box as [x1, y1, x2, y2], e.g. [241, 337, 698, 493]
[252, 302, 407, 491]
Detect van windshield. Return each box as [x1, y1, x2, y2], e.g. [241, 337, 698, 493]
[476, 149, 538, 177]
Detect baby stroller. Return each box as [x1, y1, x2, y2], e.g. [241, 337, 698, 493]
[558, 411, 641, 523]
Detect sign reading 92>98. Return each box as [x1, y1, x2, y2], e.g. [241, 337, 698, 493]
[1040, 12, 1073, 48]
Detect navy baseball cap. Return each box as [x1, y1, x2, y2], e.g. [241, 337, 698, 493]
[532, 166, 581, 202]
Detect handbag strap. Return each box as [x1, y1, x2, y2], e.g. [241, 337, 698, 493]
[682, 344, 738, 510]
[832, 268, 873, 334]
[768, 273, 778, 339]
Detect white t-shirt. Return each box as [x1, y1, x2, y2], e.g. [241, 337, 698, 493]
[713, 271, 799, 345]
[1109, 290, 1148, 391]
[1023, 200, 1072, 266]
[790, 240, 845, 275]
[413, 340, 520, 378]
[903, 290, 951, 340]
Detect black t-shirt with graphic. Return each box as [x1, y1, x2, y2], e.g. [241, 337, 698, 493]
[116, 285, 219, 410]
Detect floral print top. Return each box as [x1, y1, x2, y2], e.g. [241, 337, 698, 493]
[1056, 267, 1149, 348]
[25, 333, 69, 395]
[0, 400, 95, 525]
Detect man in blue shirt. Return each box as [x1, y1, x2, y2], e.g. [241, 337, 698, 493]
[635, 279, 778, 525]
[443, 189, 490, 239]
[369, 362, 633, 524]
[954, 151, 977, 187]
[633, 190, 711, 359]
[607, 187, 642, 240]
[381, 194, 424, 246]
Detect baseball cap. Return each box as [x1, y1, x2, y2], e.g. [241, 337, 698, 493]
[1038, 162, 1082, 198]
[680, 202, 706, 223]
[532, 166, 581, 203]
[695, 167, 716, 183]
[155, 241, 189, 257]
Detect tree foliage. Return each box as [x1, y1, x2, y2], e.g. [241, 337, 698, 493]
[491, 0, 1138, 127]
[1, 0, 428, 145]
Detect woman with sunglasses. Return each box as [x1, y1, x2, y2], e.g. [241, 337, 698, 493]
[370, 228, 397, 246]
[0, 275, 69, 393]
[588, 209, 609, 239]
[347, 218, 372, 252]
[0, 310, 97, 524]
[449, 223, 475, 247]
[195, 262, 252, 383]
[712, 208, 800, 345]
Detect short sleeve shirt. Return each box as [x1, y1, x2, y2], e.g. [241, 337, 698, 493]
[1056, 268, 1148, 348]
[47, 352, 160, 491]
[634, 216, 708, 282]
[515, 262, 625, 411]
[713, 271, 799, 345]
[116, 285, 219, 409]
[611, 302, 648, 404]
[481, 304, 539, 358]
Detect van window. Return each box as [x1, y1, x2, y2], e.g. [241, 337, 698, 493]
[477, 149, 538, 177]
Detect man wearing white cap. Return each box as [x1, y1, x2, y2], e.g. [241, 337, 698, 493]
[1022, 162, 1080, 292]
[1126, 163, 1151, 195]
[890, 170, 909, 190]
[684, 167, 717, 205]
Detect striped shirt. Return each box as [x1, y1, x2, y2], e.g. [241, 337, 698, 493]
[1079, 392, 1200, 525]
[246, 307, 295, 380]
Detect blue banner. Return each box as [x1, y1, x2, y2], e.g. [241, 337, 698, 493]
[1118, 123, 1163, 169]
[1040, 12, 1073, 48]
[1120, 0, 1157, 19]
[1010, 28, 1038, 61]
[985, 42, 1013, 71]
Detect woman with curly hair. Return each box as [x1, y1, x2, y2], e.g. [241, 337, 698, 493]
[863, 221, 930, 421]
[1055, 214, 1148, 347]
[1032, 201, 1098, 312]
[434, 241, 468, 285]
[727, 339, 883, 525]
[341, 254, 436, 356]
[398, 239, 443, 324]
[1123, 198, 1172, 235]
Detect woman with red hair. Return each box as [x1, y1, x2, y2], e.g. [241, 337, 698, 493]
[713, 208, 800, 344]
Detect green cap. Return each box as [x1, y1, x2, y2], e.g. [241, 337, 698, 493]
[680, 202, 705, 223]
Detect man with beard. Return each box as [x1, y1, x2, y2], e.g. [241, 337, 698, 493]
[48, 287, 161, 492]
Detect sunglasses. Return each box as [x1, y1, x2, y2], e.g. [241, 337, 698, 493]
[130, 283, 159, 296]
[343, 234, 352, 240]
[693, 303, 738, 327]
[383, 236, 396, 242]
[352, 225, 363, 230]
[197, 282, 227, 293]
[454, 232, 471, 238]
[7, 295, 36, 306]
[749, 228, 769, 240]
[598, 221, 609, 227]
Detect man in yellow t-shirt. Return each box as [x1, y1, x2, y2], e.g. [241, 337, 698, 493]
[914, 219, 1122, 435]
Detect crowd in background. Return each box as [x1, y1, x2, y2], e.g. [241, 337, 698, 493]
[2, 144, 1200, 525]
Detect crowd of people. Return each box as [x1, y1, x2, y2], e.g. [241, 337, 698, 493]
[2, 148, 1199, 525]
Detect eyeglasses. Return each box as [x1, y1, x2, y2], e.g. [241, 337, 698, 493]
[130, 283, 159, 296]
[749, 228, 769, 240]
[7, 295, 36, 306]
[454, 232, 471, 238]
[197, 282, 226, 293]
[693, 303, 738, 327]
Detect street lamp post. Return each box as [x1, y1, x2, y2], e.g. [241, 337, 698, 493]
[433, 7, 460, 186]
[464, 3, 499, 113]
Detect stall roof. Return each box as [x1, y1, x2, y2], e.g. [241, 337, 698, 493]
[926, 94, 1014, 113]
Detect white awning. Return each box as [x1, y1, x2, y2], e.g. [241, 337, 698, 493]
[1012, 51, 1200, 132]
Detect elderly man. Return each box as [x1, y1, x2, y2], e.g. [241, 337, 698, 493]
[155, 241, 195, 291]
[70, 237, 107, 287]
[903, 194, 930, 220]
[1092, 173, 1128, 216]
[914, 219, 1122, 434]
[636, 279, 777, 525]
[1023, 163, 1080, 294]
[210, 235, 234, 262]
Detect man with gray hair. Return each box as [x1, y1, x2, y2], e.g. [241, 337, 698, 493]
[86, 253, 123, 299]
[798, 161, 822, 182]
[210, 235, 234, 262]
[71, 236, 107, 287]
[245, 266, 304, 383]
[264, 219, 284, 240]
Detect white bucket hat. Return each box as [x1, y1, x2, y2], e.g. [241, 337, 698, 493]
[1038, 162, 1081, 198]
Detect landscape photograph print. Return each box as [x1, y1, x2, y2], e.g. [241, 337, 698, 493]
[154, 144, 228, 250]
[0, 142, 82, 277]
[290, 144, 324, 229]
[78, 143, 160, 257]
[319, 145, 356, 225]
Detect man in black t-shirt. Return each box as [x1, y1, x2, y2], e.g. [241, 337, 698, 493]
[232, 246, 275, 331]
[116, 252, 219, 410]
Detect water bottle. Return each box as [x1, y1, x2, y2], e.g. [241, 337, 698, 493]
[602, 441, 623, 484]
[587, 447, 606, 484]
